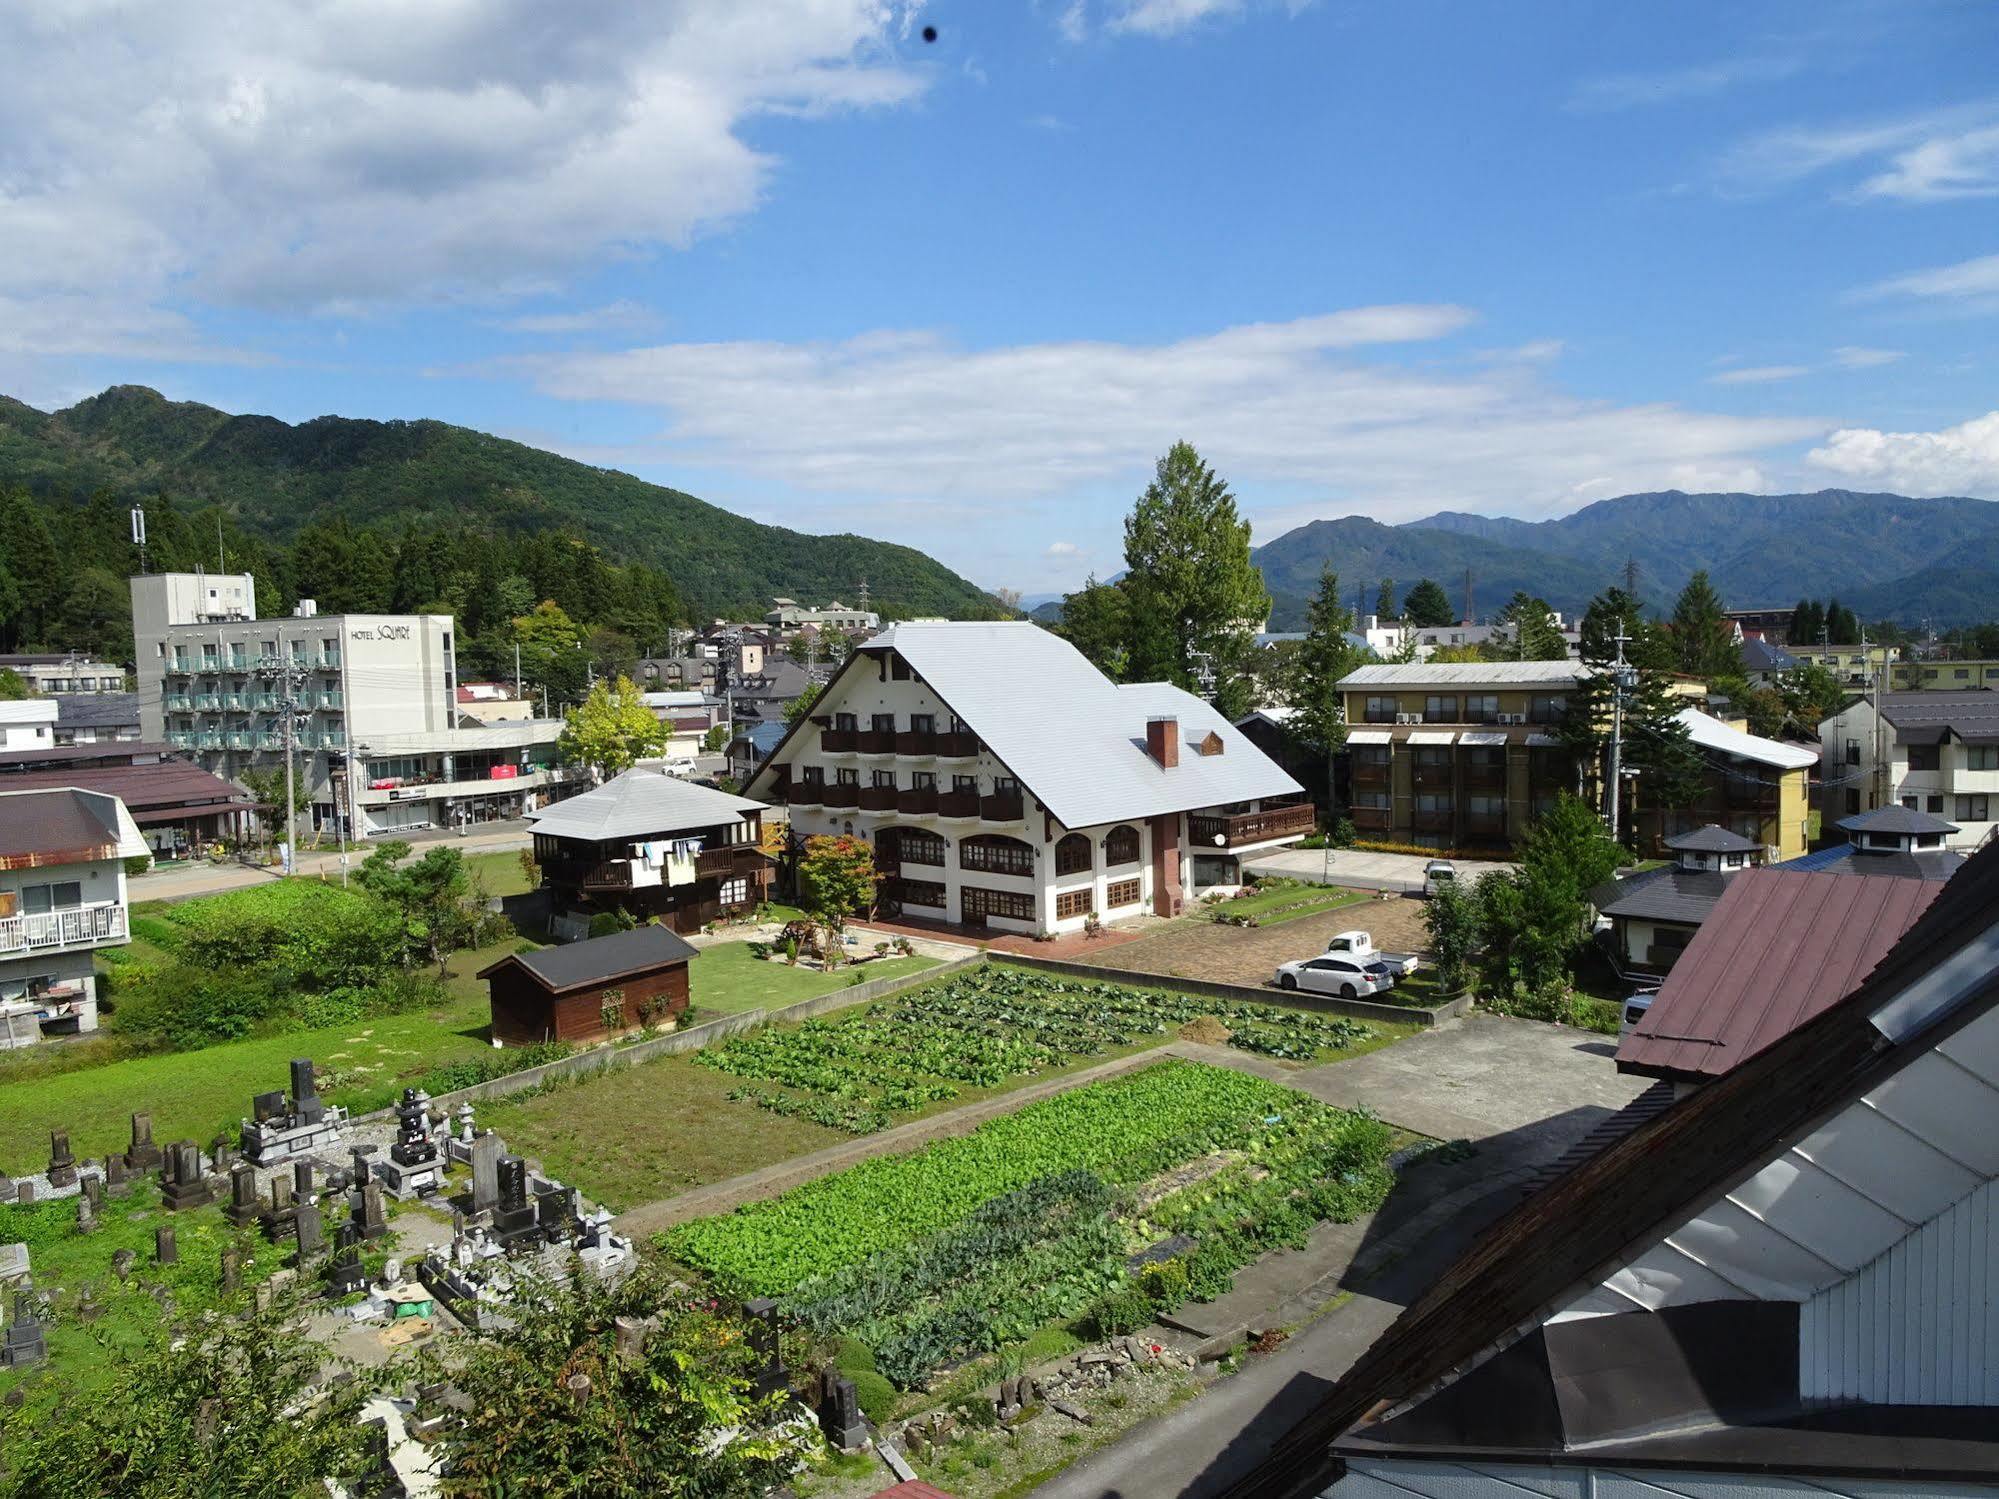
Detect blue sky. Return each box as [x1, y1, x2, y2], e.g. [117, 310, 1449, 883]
[3, 0, 1996, 596]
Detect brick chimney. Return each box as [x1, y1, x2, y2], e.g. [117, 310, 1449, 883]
[1145, 717, 1179, 769]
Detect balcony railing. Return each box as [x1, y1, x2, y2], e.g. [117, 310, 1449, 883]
[1351, 761, 1390, 785]
[821, 783, 860, 809]
[193, 694, 222, 711]
[166, 662, 193, 677]
[896, 728, 937, 756]
[222, 693, 250, 711]
[858, 785, 898, 811]
[1465, 813, 1507, 838]
[1186, 802, 1317, 848]
[857, 729, 897, 755]
[224, 732, 254, 750]
[322, 730, 347, 750]
[820, 728, 858, 753]
[164, 695, 193, 713]
[981, 789, 1025, 822]
[319, 692, 344, 710]
[258, 732, 285, 750]
[322, 650, 343, 670]
[1412, 765, 1453, 789]
[935, 730, 978, 758]
[1350, 806, 1392, 831]
[0, 904, 127, 954]
[695, 845, 762, 880]
[897, 786, 938, 815]
[167, 732, 195, 751]
[1413, 808, 1455, 833]
[582, 859, 658, 891]
[194, 732, 222, 750]
[787, 781, 823, 807]
[937, 790, 980, 818]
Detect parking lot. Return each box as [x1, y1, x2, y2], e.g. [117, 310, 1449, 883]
[1075, 892, 1434, 989]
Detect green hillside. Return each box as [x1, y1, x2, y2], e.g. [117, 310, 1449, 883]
[0, 385, 1002, 623]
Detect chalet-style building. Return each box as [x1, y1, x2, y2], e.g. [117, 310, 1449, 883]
[479, 923, 695, 1047]
[527, 768, 772, 935]
[1231, 837, 1999, 1499]
[743, 622, 1312, 937]
[1336, 661, 1588, 850]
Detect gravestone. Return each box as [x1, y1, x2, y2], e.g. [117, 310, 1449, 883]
[492, 1156, 538, 1250]
[0, 1244, 26, 1284]
[160, 1140, 216, 1211]
[104, 1156, 130, 1195]
[220, 1245, 243, 1295]
[75, 1195, 99, 1235]
[124, 1112, 162, 1172]
[224, 1164, 261, 1226]
[253, 1091, 286, 1124]
[2, 1294, 46, 1369]
[293, 1201, 325, 1262]
[469, 1132, 503, 1214]
[76, 1284, 102, 1322]
[291, 1058, 325, 1124]
[46, 1130, 77, 1189]
[211, 1134, 236, 1173]
[240, 1060, 346, 1167]
[357, 1180, 389, 1241]
[377, 1089, 445, 1199]
[819, 1374, 867, 1451]
[293, 1161, 314, 1199]
[0, 1174, 13, 1204]
[744, 1297, 786, 1397]
[111, 1247, 136, 1282]
[326, 1245, 368, 1297]
[13, 1181, 31, 1206]
[349, 1147, 375, 1186]
[81, 1174, 104, 1211]
[156, 1225, 177, 1265]
[261, 1176, 299, 1245]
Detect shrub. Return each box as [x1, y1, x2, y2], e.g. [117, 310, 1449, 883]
[831, 1336, 877, 1374]
[124, 854, 153, 878]
[414, 1041, 573, 1095]
[128, 914, 184, 949]
[588, 908, 637, 938]
[848, 1370, 897, 1425]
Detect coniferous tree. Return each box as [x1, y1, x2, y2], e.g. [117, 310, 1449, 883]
[1789, 598, 1825, 647]
[1374, 577, 1397, 622]
[1496, 591, 1569, 661]
[1288, 566, 1363, 763]
[1402, 577, 1455, 628]
[1559, 586, 1705, 822]
[1669, 569, 1735, 679]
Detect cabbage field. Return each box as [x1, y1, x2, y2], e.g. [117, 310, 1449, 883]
[663, 1059, 1392, 1387]
[692, 965, 1375, 1134]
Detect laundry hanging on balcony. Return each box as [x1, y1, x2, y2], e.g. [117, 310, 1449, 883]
[665, 838, 703, 887]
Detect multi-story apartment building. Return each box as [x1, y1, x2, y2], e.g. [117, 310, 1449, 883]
[0, 653, 128, 694]
[1785, 639, 1897, 687]
[131, 572, 583, 838]
[1890, 657, 1999, 691]
[763, 597, 880, 633]
[745, 622, 1312, 937]
[1633, 707, 1816, 860]
[1336, 662, 1587, 849]
[1818, 690, 1999, 848]
[0, 786, 148, 1047]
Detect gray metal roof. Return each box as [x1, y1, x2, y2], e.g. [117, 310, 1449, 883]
[1338, 661, 1590, 689]
[1663, 824, 1761, 853]
[852, 621, 1303, 830]
[1738, 637, 1798, 673]
[53, 692, 141, 728]
[526, 767, 764, 842]
[1876, 689, 1999, 745]
[1676, 707, 1819, 770]
[1589, 865, 1731, 925]
[1776, 843, 1965, 881]
[1838, 805, 1961, 836]
[483, 923, 697, 993]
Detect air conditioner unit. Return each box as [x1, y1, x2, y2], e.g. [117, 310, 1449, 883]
[1396, 713, 1420, 725]
[1497, 712, 1526, 725]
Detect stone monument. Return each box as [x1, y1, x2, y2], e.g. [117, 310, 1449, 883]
[239, 1059, 347, 1167]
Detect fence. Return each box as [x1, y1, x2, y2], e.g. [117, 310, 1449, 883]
[996, 952, 1474, 1028]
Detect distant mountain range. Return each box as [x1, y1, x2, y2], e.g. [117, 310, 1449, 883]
[1252, 489, 1999, 630]
[0, 385, 1005, 621]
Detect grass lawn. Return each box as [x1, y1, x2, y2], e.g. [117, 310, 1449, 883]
[1214, 884, 1367, 920]
[690, 944, 940, 1018]
[1256, 890, 1371, 927]
[465, 848, 534, 898]
[0, 936, 526, 1167]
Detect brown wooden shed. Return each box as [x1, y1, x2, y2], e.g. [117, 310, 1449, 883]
[479, 924, 698, 1048]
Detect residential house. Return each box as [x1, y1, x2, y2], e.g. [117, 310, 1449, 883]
[0, 700, 57, 753]
[745, 621, 1311, 937]
[1235, 708, 1335, 811]
[1721, 604, 1796, 642]
[1616, 866, 1942, 1093]
[454, 682, 534, 723]
[1231, 838, 1999, 1499]
[0, 653, 127, 694]
[1818, 689, 1999, 844]
[0, 787, 149, 1048]
[1631, 707, 1816, 860]
[52, 692, 142, 745]
[480, 923, 695, 1047]
[1891, 656, 1999, 692]
[1335, 661, 1587, 850]
[726, 720, 789, 785]
[1786, 639, 1897, 687]
[1589, 824, 1764, 982]
[1737, 635, 1800, 683]
[1779, 805, 1968, 879]
[528, 767, 773, 934]
[0, 742, 255, 857]
[727, 657, 819, 726]
[638, 690, 728, 757]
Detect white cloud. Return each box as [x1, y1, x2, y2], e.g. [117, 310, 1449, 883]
[1075, 0, 1311, 39]
[1046, 541, 1081, 557]
[1055, 0, 1088, 42]
[1569, 55, 1803, 113]
[1477, 339, 1566, 364]
[1830, 345, 1904, 369]
[1709, 364, 1812, 385]
[1858, 251, 1999, 308]
[512, 305, 1818, 526]
[1721, 102, 1999, 201]
[0, 1, 927, 353]
[496, 302, 662, 336]
[1808, 410, 1999, 496]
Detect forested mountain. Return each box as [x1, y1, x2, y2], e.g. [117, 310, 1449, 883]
[1255, 488, 1999, 629]
[0, 385, 1002, 625]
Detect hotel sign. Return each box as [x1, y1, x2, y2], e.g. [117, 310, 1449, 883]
[349, 625, 412, 642]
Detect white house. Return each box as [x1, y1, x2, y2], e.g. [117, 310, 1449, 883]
[0, 786, 149, 1047]
[744, 621, 1313, 938]
[1819, 689, 1999, 848]
[0, 699, 58, 753]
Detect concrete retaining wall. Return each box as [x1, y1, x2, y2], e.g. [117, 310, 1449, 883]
[995, 952, 1473, 1028]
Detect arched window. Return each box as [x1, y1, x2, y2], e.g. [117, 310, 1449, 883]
[1103, 824, 1140, 865]
[961, 834, 1034, 878]
[900, 829, 947, 867]
[1054, 833, 1092, 876]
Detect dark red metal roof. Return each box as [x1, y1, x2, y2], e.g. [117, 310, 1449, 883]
[1616, 867, 1940, 1084]
[0, 787, 121, 867]
[0, 760, 250, 820]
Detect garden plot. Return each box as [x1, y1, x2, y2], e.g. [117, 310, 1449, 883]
[663, 1059, 1391, 1390]
[692, 965, 1375, 1135]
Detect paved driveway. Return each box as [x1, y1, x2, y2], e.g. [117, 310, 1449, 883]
[1244, 847, 1515, 894]
[1075, 896, 1432, 989]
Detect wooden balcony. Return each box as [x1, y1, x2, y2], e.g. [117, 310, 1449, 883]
[1350, 806, 1392, 832]
[980, 789, 1025, 822]
[858, 785, 898, 811]
[935, 730, 978, 758]
[896, 729, 938, 756]
[1351, 761, 1390, 786]
[582, 859, 654, 891]
[1413, 807, 1455, 833]
[937, 790, 980, 817]
[1412, 765, 1454, 789]
[1186, 802, 1317, 848]
[1465, 813, 1507, 838]
[786, 781, 822, 807]
[820, 727, 857, 753]
[857, 729, 897, 754]
[696, 845, 764, 880]
[821, 783, 860, 809]
[1464, 766, 1507, 790]
[897, 786, 938, 814]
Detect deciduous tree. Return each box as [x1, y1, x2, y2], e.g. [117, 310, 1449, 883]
[1054, 575, 1132, 681]
[798, 834, 878, 927]
[559, 675, 669, 779]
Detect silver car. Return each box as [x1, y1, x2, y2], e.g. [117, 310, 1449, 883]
[1275, 954, 1394, 999]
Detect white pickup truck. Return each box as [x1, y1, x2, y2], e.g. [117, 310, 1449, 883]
[1322, 930, 1422, 979]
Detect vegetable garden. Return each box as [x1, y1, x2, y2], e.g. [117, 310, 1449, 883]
[692, 965, 1374, 1134]
[664, 1060, 1392, 1388]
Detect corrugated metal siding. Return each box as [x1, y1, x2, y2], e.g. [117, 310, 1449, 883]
[1333, 1458, 1999, 1498]
[1803, 1175, 1997, 1405]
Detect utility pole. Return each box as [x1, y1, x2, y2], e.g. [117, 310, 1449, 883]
[276, 627, 298, 876]
[1462, 567, 1474, 627]
[514, 642, 523, 699]
[1607, 627, 1633, 843]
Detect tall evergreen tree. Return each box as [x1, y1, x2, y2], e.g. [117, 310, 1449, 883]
[1287, 566, 1363, 765]
[1789, 597, 1825, 647]
[1559, 587, 1705, 826]
[1120, 441, 1268, 717]
[1402, 577, 1455, 627]
[1825, 598, 1860, 645]
[1374, 577, 1398, 622]
[1496, 591, 1569, 661]
[1669, 569, 1735, 678]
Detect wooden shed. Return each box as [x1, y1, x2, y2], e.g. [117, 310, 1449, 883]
[479, 924, 698, 1048]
